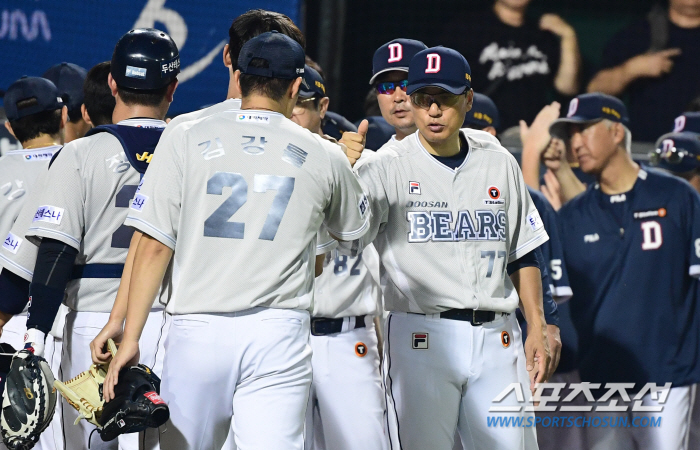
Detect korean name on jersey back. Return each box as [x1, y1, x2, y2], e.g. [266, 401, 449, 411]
[407, 208, 506, 242]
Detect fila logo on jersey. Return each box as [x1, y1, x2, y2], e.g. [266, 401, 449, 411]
[409, 181, 421, 195]
[641, 221, 663, 250]
[584, 233, 599, 243]
[501, 331, 511, 348]
[136, 152, 153, 163]
[408, 210, 506, 242]
[425, 54, 441, 73]
[388, 43, 403, 62]
[610, 194, 626, 203]
[355, 342, 368, 357]
[412, 333, 428, 349]
[3, 231, 22, 254]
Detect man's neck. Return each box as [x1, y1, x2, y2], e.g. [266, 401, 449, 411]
[688, 173, 700, 194]
[112, 101, 167, 123]
[21, 135, 61, 149]
[241, 94, 288, 116]
[418, 130, 461, 157]
[494, 1, 526, 27]
[669, 7, 700, 28]
[64, 121, 91, 144]
[598, 149, 640, 195]
[394, 126, 417, 141]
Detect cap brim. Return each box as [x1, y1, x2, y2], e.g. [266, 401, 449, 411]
[406, 82, 467, 96]
[549, 117, 602, 141]
[369, 67, 408, 85]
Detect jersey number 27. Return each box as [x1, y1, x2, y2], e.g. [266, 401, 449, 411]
[204, 172, 295, 241]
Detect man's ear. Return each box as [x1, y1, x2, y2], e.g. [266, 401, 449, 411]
[612, 122, 626, 147]
[464, 89, 474, 113]
[81, 104, 93, 127]
[4, 121, 16, 139]
[234, 70, 242, 95]
[60, 105, 69, 129]
[318, 97, 330, 119]
[223, 44, 232, 68]
[289, 77, 303, 100]
[165, 79, 179, 103]
[108, 73, 118, 98]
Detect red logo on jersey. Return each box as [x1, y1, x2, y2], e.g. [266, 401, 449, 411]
[388, 43, 403, 63]
[409, 181, 421, 195]
[488, 187, 500, 199]
[144, 391, 165, 405]
[658, 208, 667, 217]
[412, 333, 428, 349]
[355, 342, 368, 357]
[425, 54, 441, 73]
[501, 331, 511, 348]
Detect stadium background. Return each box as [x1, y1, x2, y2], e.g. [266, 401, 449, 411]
[0, 0, 660, 154]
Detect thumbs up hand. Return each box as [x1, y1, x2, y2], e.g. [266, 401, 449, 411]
[339, 119, 369, 167]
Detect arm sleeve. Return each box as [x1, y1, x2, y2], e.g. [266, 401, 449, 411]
[506, 248, 540, 275]
[26, 238, 77, 334]
[123, 127, 184, 250]
[322, 143, 370, 240]
[538, 195, 573, 301]
[507, 157, 549, 263]
[25, 144, 85, 250]
[0, 270, 30, 315]
[316, 225, 338, 255]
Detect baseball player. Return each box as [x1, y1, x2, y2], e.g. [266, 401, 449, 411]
[82, 61, 117, 128]
[42, 63, 90, 142]
[291, 64, 388, 450]
[104, 31, 369, 450]
[0, 77, 65, 349]
[552, 93, 700, 450]
[18, 28, 180, 450]
[342, 46, 550, 450]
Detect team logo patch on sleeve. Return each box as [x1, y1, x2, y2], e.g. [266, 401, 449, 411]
[355, 342, 368, 357]
[358, 195, 369, 218]
[501, 331, 511, 348]
[412, 332, 428, 349]
[409, 181, 421, 195]
[2, 232, 22, 254]
[130, 194, 148, 212]
[526, 210, 543, 232]
[33, 205, 64, 225]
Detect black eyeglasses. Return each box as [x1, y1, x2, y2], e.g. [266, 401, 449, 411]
[410, 91, 464, 111]
[376, 80, 408, 95]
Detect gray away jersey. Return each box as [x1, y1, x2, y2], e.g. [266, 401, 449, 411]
[0, 146, 60, 242]
[25, 129, 162, 312]
[345, 128, 549, 314]
[125, 110, 370, 315]
[161, 98, 242, 141]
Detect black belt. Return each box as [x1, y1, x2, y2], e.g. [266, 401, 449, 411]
[412, 308, 499, 325]
[310, 315, 366, 336]
[71, 264, 125, 279]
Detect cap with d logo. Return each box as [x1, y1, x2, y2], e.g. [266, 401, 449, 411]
[369, 38, 428, 85]
[4, 76, 63, 121]
[651, 132, 700, 173]
[672, 112, 700, 134]
[463, 93, 500, 130]
[238, 31, 305, 80]
[549, 93, 630, 141]
[406, 46, 472, 96]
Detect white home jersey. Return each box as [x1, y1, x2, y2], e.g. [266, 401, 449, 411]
[125, 110, 369, 315]
[348, 128, 548, 314]
[161, 98, 242, 141]
[0, 146, 60, 240]
[25, 120, 166, 312]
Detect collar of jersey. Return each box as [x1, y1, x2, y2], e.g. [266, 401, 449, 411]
[117, 118, 167, 129]
[7, 144, 62, 154]
[412, 131, 471, 174]
[594, 169, 648, 191]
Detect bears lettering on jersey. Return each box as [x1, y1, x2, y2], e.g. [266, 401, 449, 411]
[407, 209, 506, 242]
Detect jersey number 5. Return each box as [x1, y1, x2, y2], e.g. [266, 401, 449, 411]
[204, 172, 295, 241]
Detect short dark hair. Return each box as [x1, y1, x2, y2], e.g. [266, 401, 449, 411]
[83, 61, 116, 126]
[9, 104, 62, 143]
[228, 10, 305, 68]
[239, 58, 294, 101]
[116, 82, 172, 108]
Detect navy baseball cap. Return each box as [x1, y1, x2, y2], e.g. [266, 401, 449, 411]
[4, 76, 63, 121]
[42, 62, 87, 120]
[238, 31, 305, 80]
[406, 47, 472, 96]
[672, 112, 700, 133]
[651, 132, 700, 173]
[463, 92, 500, 130]
[550, 93, 630, 140]
[299, 65, 326, 98]
[369, 39, 428, 85]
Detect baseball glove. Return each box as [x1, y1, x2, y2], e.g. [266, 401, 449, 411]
[98, 364, 169, 442]
[53, 339, 117, 428]
[0, 349, 57, 450]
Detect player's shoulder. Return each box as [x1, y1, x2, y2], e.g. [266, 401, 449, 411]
[462, 128, 514, 160]
[168, 99, 242, 128]
[527, 186, 550, 210]
[642, 167, 696, 194]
